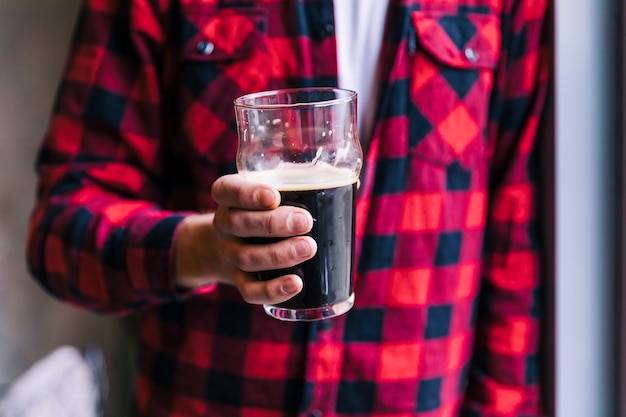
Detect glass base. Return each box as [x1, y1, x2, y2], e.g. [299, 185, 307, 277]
[263, 293, 355, 322]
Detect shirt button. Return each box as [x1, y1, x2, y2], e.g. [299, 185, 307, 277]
[464, 47, 479, 63]
[196, 40, 215, 56]
[315, 23, 335, 39]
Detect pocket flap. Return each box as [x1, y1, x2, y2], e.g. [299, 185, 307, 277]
[411, 11, 501, 69]
[180, 6, 267, 62]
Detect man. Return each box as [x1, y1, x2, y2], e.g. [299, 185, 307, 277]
[26, 0, 549, 415]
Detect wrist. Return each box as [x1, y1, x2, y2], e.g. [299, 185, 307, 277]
[173, 212, 224, 289]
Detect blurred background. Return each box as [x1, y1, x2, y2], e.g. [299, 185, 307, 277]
[0, 1, 621, 417]
[0, 1, 134, 416]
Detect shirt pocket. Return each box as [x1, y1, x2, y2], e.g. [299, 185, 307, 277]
[408, 10, 501, 168]
[177, 5, 269, 165]
[180, 5, 267, 63]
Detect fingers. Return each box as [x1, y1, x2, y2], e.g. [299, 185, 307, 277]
[212, 173, 313, 239]
[225, 238, 312, 305]
[210, 173, 316, 306]
[233, 271, 303, 305]
[215, 205, 313, 238]
[222, 236, 317, 272]
[212, 174, 280, 210]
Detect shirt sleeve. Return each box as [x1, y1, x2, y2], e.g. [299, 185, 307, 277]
[461, 1, 550, 416]
[26, 0, 209, 315]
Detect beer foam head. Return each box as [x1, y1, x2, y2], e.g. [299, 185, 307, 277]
[240, 163, 357, 190]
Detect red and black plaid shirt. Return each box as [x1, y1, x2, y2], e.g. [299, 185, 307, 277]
[27, 0, 549, 416]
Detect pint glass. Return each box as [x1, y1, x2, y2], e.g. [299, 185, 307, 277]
[234, 88, 362, 321]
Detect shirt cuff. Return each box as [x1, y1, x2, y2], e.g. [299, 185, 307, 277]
[125, 211, 216, 301]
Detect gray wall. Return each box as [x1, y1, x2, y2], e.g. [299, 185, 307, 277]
[555, 0, 618, 415]
[0, 2, 134, 416]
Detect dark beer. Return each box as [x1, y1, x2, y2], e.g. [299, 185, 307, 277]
[245, 166, 357, 312]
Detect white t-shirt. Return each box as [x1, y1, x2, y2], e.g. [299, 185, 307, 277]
[333, 0, 389, 144]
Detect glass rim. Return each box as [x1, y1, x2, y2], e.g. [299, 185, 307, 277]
[233, 87, 357, 109]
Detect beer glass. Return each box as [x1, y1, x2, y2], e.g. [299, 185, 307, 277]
[234, 88, 362, 321]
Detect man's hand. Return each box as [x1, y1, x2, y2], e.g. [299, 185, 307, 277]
[174, 174, 316, 305]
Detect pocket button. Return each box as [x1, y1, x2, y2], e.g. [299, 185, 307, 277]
[464, 47, 479, 63]
[196, 40, 215, 56]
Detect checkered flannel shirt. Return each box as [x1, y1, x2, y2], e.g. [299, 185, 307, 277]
[27, 0, 550, 416]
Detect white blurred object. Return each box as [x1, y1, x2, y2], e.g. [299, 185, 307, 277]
[0, 345, 107, 417]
